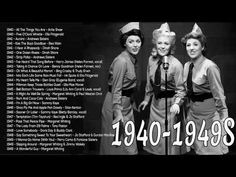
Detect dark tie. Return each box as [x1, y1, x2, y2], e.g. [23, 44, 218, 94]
[130, 60, 140, 111]
[134, 62, 139, 99]
[187, 63, 194, 95]
[154, 59, 162, 86]
[135, 62, 140, 90]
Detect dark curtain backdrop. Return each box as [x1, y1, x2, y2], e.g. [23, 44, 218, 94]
[77, 22, 236, 154]
[0, 22, 235, 154]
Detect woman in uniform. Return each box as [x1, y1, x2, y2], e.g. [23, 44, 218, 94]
[139, 23, 186, 155]
[99, 22, 144, 155]
[181, 23, 229, 155]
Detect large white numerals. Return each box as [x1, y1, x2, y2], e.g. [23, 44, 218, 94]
[197, 120, 209, 146]
[223, 117, 235, 146]
[149, 121, 161, 146]
[111, 121, 121, 146]
[112, 117, 235, 148]
[124, 121, 135, 146]
[185, 121, 196, 146]
[173, 122, 182, 146]
[136, 120, 148, 146]
[210, 120, 221, 147]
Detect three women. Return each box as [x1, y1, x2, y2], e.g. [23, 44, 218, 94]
[100, 22, 230, 155]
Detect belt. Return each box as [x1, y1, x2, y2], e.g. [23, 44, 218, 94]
[187, 92, 213, 102]
[108, 85, 135, 97]
[150, 79, 175, 99]
[154, 90, 176, 99]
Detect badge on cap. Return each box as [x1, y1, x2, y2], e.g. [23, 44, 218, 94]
[190, 23, 203, 36]
[153, 22, 175, 39]
[119, 22, 140, 34]
[159, 22, 171, 33]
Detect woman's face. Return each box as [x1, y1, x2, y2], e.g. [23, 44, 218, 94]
[186, 38, 204, 59]
[125, 35, 141, 55]
[156, 35, 171, 57]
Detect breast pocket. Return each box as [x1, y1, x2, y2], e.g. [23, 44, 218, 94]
[193, 67, 207, 85]
[125, 71, 136, 83]
[193, 74, 206, 85]
[168, 72, 175, 82]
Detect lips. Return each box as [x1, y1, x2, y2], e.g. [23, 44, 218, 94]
[189, 51, 196, 55]
[132, 48, 139, 52]
[159, 50, 168, 55]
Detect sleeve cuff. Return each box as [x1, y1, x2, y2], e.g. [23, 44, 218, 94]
[219, 110, 228, 120]
[113, 104, 123, 118]
[144, 95, 151, 104]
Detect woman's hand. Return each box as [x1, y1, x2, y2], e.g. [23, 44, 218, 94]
[112, 114, 124, 125]
[138, 101, 148, 112]
[170, 103, 180, 114]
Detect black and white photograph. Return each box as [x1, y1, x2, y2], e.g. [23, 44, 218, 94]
[0, 21, 236, 158]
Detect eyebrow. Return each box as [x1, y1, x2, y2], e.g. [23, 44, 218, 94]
[128, 38, 140, 41]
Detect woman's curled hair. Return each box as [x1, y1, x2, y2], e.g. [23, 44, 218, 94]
[120, 29, 144, 48]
